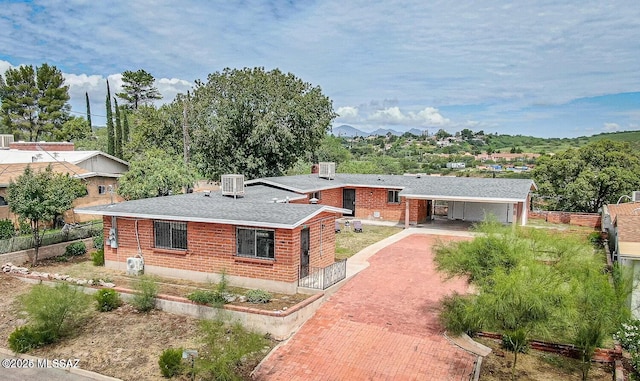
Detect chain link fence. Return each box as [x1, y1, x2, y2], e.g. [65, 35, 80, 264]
[0, 220, 103, 254]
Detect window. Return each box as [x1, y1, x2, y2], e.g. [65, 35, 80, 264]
[388, 190, 400, 204]
[154, 221, 187, 250]
[237, 228, 274, 259]
[311, 191, 322, 200]
[98, 185, 107, 195]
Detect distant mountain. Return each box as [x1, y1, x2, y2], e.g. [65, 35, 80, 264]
[331, 125, 367, 137]
[332, 125, 428, 137]
[370, 128, 403, 136]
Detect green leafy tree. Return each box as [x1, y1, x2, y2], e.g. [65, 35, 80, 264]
[435, 129, 452, 140]
[316, 135, 351, 164]
[54, 116, 91, 142]
[117, 149, 197, 200]
[116, 69, 161, 109]
[0, 63, 70, 141]
[105, 80, 115, 155]
[7, 165, 86, 265]
[126, 104, 185, 159]
[533, 140, 640, 212]
[460, 128, 474, 140]
[190, 67, 336, 180]
[114, 98, 122, 158]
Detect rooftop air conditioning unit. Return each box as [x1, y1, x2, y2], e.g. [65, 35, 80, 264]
[318, 162, 336, 180]
[632, 191, 640, 202]
[126, 257, 144, 276]
[0, 134, 13, 149]
[221, 174, 245, 197]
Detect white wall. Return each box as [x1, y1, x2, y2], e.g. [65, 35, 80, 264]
[448, 201, 512, 223]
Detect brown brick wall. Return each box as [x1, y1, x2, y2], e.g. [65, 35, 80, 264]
[103, 212, 337, 284]
[529, 211, 601, 228]
[307, 186, 424, 224]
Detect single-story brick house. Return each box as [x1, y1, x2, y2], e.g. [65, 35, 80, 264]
[247, 172, 537, 226]
[76, 169, 536, 293]
[76, 184, 350, 294]
[602, 201, 640, 318]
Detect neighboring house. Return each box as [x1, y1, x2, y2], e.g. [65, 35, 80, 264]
[602, 200, 640, 318]
[0, 148, 129, 175]
[76, 184, 350, 294]
[0, 162, 125, 223]
[249, 169, 536, 226]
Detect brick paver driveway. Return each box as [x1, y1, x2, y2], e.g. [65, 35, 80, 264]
[253, 234, 477, 381]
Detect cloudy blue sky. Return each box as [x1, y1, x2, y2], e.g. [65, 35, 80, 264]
[1, 0, 639, 137]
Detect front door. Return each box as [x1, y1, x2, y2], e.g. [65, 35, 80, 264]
[343, 189, 355, 216]
[300, 228, 310, 278]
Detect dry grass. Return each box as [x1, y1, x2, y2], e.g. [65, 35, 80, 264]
[477, 338, 614, 381]
[335, 225, 403, 260]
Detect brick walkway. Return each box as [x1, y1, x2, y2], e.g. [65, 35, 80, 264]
[253, 234, 477, 381]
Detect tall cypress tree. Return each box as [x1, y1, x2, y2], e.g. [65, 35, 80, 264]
[122, 108, 130, 145]
[85, 92, 92, 130]
[114, 98, 122, 158]
[105, 80, 115, 156]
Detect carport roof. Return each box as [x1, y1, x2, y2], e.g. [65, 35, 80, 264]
[248, 174, 536, 203]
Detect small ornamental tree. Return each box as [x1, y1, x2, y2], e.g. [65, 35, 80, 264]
[6, 165, 86, 265]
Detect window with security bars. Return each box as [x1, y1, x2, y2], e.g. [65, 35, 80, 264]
[388, 190, 400, 204]
[236, 228, 274, 259]
[154, 221, 187, 250]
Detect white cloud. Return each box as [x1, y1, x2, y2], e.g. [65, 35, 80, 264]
[336, 106, 359, 121]
[368, 106, 451, 127]
[603, 122, 620, 131]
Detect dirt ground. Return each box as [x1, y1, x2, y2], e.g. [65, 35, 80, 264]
[0, 257, 286, 381]
[477, 338, 614, 381]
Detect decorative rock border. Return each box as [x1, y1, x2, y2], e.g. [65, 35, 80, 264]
[2, 262, 116, 288]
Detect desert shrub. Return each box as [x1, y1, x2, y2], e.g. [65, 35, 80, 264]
[94, 289, 122, 312]
[187, 290, 218, 305]
[92, 249, 105, 266]
[187, 272, 231, 308]
[19, 283, 91, 344]
[587, 232, 604, 248]
[245, 289, 272, 304]
[0, 219, 15, 239]
[614, 319, 640, 353]
[7, 326, 54, 353]
[159, 347, 184, 378]
[196, 319, 268, 380]
[93, 232, 104, 249]
[131, 276, 158, 312]
[64, 241, 87, 256]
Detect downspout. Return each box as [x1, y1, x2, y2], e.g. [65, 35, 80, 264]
[405, 198, 410, 228]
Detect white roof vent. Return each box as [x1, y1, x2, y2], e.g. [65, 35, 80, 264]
[221, 174, 245, 198]
[632, 191, 640, 202]
[319, 162, 336, 180]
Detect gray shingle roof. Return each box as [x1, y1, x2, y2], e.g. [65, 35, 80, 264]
[249, 174, 536, 202]
[75, 190, 346, 228]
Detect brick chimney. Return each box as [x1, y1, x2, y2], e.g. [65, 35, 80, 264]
[311, 163, 320, 174]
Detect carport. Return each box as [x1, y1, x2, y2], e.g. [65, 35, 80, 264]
[399, 177, 537, 228]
